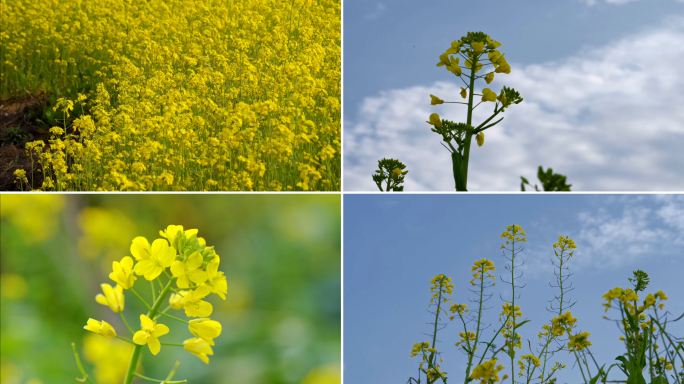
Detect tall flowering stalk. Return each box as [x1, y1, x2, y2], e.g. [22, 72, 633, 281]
[71, 225, 227, 384]
[427, 32, 523, 191]
[404, 225, 683, 384]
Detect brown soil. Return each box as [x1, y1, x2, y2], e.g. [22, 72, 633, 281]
[0, 90, 51, 190]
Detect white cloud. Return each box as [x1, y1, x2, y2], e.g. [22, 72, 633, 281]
[344, 17, 684, 191]
[580, 0, 642, 6]
[364, 3, 386, 20]
[516, 195, 684, 277]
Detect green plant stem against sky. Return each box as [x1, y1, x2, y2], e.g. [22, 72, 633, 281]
[123, 277, 178, 384]
[461, 54, 478, 190]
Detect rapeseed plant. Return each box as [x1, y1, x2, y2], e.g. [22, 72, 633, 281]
[72, 225, 226, 384]
[405, 226, 683, 384]
[374, 32, 522, 191]
[2, 0, 341, 191]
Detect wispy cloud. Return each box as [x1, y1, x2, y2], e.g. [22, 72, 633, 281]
[364, 3, 386, 20]
[344, 16, 684, 191]
[518, 195, 684, 277]
[580, 0, 642, 6]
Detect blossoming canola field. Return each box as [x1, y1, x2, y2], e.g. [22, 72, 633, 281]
[0, 0, 341, 191]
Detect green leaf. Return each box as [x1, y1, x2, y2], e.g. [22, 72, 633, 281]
[651, 375, 669, 384]
[514, 320, 530, 330]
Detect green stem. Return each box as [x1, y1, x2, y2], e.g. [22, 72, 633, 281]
[130, 287, 151, 310]
[160, 342, 186, 347]
[71, 343, 97, 384]
[151, 280, 156, 303]
[460, 53, 479, 190]
[133, 372, 187, 383]
[158, 311, 190, 324]
[165, 361, 181, 382]
[123, 277, 178, 384]
[116, 335, 136, 345]
[120, 312, 134, 335]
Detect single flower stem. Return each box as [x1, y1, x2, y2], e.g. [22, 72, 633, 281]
[151, 280, 156, 302]
[133, 372, 187, 383]
[165, 361, 181, 382]
[164, 270, 173, 280]
[158, 311, 190, 324]
[116, 335, 136, 345]
[157, 277, 165, 292]
[130, 287, 151, 310]
[120, 312, 134, 335]
[460, 53, 479, 190]
[123, 277, 178, 384]
[160, 342, 186, 347]
[71, 343, 97, 384]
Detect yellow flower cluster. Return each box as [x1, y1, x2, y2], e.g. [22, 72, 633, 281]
[2, 0, 341, 191]
[470, 258, 495, 285]
[84, 224, 225, 365]
[550, 311, 577, 336]
[602, 287, 668, 314]
[410, 341, 430, 358]
[470, 358, 505, 384]
[500, 224, 526, 248]
[553, 235, 577, 257]
[517, 354, 541, 378]
[567, 331, 592, 352]
[430, 274, 454, 303]
[455, 331, 477, 347]
[449, 303, 469, 320]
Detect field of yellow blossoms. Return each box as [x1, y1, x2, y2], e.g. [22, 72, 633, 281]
[0, 0, 341, 191]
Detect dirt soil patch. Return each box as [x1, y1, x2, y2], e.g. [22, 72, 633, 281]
[0, 90, 50, 190]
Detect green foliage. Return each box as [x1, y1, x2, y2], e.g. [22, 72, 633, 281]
[629, 270, 650, 293]
[373, 158, 408, 191]
[521, 166, 572, 191]
[3, 127, 31, 145]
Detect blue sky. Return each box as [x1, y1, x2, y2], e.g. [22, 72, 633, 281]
[343, 194, 684, 384]
[343, 0, 684, 191]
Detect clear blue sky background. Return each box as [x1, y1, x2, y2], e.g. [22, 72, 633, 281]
[343, 0, 684, 191]
[343, 194, 684, 384]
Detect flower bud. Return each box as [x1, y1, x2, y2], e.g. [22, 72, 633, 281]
[430, 94, 444, 105]
[476, 132, 485, 147]
[426, 113, 442, 128]
[484, 72, 494, 84]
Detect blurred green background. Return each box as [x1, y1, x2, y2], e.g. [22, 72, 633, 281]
[0, 194, 341, 384]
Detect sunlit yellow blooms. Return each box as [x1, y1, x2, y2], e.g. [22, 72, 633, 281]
[485, 36, 502, 48]
[460, 87, 468, 99]
[171, 252, 209, 289]
[482, 88, 498, 102]
[169, 291, 188, 310]
[489, 50, 501, 62]
[392, 168, 403, 178]
[95, 284, 125, 313]
[437, 53, 452, 67]
[4, 0, 341, 191]
[201, 257, 227, 300]
[551, 311, 578, 336]
[567, 332, 592, 351]
[495, 62, 511, 74]
[181, 285, 214, 317]
[446, 40, 462, 54]
[476, 132, 485, 147]
[430, 94, 445, 105]
[500, 225, 526, 244]
[84, 319, 116, 338]
[518, 355, 541, 378]
[470, 359, 505, 384]
[426, 113, 442, 128]
[484, 72, 495, 84]
[109, 256, 136, 289]
[410, 341, 430, 358]
[133, 315, 169, 355]
[131, 238, 175, 280]
[449, 303, 468, 316]
[183, 338, 214, 364]
[188, 319, 222, 346]
[655, 290, 668, 301]
[455, 331, 476, 347]
[471, 42, 485, 54]
[159, 225, 198, 249]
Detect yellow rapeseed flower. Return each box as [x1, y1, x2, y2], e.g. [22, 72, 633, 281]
[84, 319, 116, 338]
[188, 319, 222, 346]
[132, 315, 169, 355]
[430, 94, 445, 105]
[170, 252, 209, 289]
[426, 113, 442, 128]
[95, 284, 124, 313]
[131, 237, 175, 280]
[109, 256, 136, 289]
[183, 338, 214, 364]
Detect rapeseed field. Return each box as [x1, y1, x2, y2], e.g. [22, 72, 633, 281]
[0, 0, 341, 191]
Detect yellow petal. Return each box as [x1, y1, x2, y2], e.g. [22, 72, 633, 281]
[133, 330, 149, 345]
[154, 323, 170, 337]
[148, 337, 161, 355]
[130, 237, 151, 260]
[140, 314, 154, 330]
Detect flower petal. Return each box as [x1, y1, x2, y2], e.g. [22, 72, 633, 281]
[148, 337, 161, 355]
